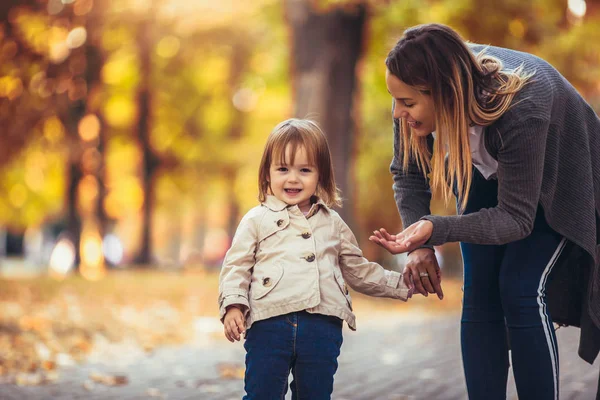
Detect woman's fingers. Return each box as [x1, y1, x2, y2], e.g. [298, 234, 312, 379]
[379, 228, 396, 241]
[407, 266, 428, 296]
[370, 233, 410, 255]
[425, 265, 443, 299]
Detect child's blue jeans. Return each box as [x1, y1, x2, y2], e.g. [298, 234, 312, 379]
[243, 311, 343, 400]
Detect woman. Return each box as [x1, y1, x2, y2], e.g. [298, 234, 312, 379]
[370, 23, 600, 399]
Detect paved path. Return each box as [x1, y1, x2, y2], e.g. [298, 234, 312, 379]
[1, 312, 598, 399]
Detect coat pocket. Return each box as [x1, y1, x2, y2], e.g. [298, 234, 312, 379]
[334, 270, 353, 311]
[251, 265, 284, 300]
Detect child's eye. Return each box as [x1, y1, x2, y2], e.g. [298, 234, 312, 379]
[300, 168, 312, 173]
[277, 167, 288, 172]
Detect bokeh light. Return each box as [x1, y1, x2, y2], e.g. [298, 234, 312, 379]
[80, 225, 106, 281]
[102, 234, 124, 265]
[78, 114, 101, 141]
[568, 0, 587, 18]
[66, 27, 87, 49]
[49, 237, 76, 278]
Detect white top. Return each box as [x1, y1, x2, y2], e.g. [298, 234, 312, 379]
[432, 125, 497, 180]
[469, 125, 497, 179]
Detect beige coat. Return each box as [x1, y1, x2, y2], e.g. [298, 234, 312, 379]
[218, 195, 411, 330]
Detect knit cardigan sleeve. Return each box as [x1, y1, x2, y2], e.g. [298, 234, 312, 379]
[422, 117, 550, 246]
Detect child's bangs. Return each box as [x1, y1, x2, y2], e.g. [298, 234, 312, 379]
[271, 131, 319, 167]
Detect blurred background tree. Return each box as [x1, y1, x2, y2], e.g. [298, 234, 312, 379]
[0, 0, 598, 279]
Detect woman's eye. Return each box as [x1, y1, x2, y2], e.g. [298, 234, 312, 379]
[403, 102, 415, 108]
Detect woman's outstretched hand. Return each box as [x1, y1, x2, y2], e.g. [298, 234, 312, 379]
[368, 221, 433, 254]
[369, 222, 443, 299]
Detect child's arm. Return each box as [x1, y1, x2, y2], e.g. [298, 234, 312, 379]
[218, 212, 259, 323]
[336, 214, 413, 300]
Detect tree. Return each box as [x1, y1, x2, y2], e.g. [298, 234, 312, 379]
[285, 0, 367, 227]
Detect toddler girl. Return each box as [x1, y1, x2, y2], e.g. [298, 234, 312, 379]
[218, 118, 413, 399]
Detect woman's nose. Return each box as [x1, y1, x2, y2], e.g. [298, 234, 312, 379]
[393, 107, 407, 120]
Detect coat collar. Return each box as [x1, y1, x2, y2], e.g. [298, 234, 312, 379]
[262, 195, 329, 214]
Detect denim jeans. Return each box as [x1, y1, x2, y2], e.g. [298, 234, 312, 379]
[460, 169, 565, 400]
[243, 311, 343, 400]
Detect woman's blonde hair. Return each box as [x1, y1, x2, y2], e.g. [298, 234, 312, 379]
[258, 118, 342, 208]
[385, 23, 533, 210]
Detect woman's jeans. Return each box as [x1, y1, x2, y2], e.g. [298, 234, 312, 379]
[243, 311, 343, 400]
[461, 170, 565, 400]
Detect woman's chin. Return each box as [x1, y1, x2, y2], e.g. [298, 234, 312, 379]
[411, 127, 434, 137]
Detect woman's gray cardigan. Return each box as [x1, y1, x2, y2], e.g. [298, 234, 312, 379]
[390, 44, 600, 364]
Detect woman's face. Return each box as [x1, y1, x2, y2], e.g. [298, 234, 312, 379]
[385, 69, 436, 136]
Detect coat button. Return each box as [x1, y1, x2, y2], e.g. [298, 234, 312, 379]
[301, 232, 311, 239]
[304, 253, 315, 262]
[276, 219, 284, 227]
[344, 283, 349, 295]
[262, 277, 271, 287]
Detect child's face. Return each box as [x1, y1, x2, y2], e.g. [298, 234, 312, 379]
[268, 145, 319, 213]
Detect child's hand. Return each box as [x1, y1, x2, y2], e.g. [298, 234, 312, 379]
[223, 305, 246, 342]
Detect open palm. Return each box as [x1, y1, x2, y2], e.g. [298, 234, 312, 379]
[369, 220, 433, 254]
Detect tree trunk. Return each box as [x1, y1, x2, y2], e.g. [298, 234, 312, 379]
[225, 41, 249, 238]
[285, 0, 366, 228]
[133, 17, 158, 265]
[65, 101, 85, 265]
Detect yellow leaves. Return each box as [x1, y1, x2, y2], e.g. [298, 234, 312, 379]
[89, 371, 129, 386]
[203, 98, 231, 135]
[104, 95, 136, 128]
[102, 26, 133, 52]
[104, 177, 144, 219]
[217, 362, 245, 380]
[24, 153, 47, 193]
[151, 121, 180, 153]
[102, 53, 138, 87]
[156, 35, 181, 59]
[11, 9, 52, 55]
[19, 315, 52, 333]
[509, 19, 527, 39]
[103, 140, 144, 218]
[0, 75, 24, 100]
[9, 184, 28, 208]
[43, 116, 65, 144]
[193, 56, 228, 90]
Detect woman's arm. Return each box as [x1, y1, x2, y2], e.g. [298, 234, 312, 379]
[422, 117, 550, 246]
